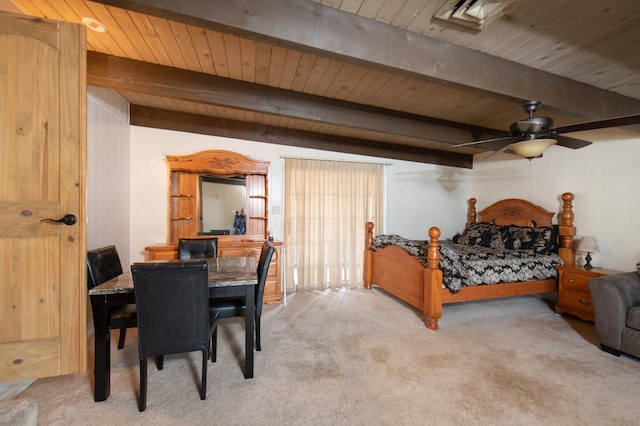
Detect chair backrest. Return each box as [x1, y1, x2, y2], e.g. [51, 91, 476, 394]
[255, 241, 275, 316]
[86, 245, 123, 289]
[131, 260, 210, 359]
[178, 237, 218, 260]
[198, 230, 230, 236]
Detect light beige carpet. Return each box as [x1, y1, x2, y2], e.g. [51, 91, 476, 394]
[15, 288, 640, 425]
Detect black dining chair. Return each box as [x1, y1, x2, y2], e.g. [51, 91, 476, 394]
[178, 237, 218, 260]
[210, 241, 275, 361]
[131, 260, 220, 412]
[87, 245, 136, 350]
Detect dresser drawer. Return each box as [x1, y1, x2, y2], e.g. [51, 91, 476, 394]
[263, 278, 279, 298]
[218, 247, 261, 259]
[148, 250, 178, 260]
[558, 288, 594, 316]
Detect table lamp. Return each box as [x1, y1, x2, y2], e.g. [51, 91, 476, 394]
[578, 236, 599, 270]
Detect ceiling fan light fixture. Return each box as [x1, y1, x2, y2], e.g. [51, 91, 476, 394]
[509, 138, 557, 159]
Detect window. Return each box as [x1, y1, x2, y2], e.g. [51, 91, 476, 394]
[284, 158, 384, 291]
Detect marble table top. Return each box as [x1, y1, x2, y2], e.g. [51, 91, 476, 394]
[89, 257, 257, 295]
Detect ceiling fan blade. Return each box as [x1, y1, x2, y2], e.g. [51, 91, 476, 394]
[556, 113, 640, 133]
[555, 135, 593, 149]
[483, 143, 514, 159]
[450, 136, 517, 148]
[463, 137, 523, 152]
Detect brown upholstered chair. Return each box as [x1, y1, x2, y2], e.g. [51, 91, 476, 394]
[86, 245, 136, 349]
[131, 260, 219, 412]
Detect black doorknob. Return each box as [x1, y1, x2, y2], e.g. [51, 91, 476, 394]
[40, 214, 77, 226]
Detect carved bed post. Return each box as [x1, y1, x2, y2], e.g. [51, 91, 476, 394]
[558, 192, 576, 267]
[423, 227, 443, 330]
[466, 198, 477, 229]
[364, 222, 374, 289]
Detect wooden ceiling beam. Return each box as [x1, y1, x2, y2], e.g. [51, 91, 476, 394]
[94, 0, 640, 119]
[87, 51, 503, 145]
[130, 105, 474, 168]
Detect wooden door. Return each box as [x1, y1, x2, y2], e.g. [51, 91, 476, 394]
[0, 13, 87, 381]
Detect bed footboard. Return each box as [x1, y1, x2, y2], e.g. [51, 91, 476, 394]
[364, 222, 444, 330]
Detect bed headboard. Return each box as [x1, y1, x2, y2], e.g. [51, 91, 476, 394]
[468, 198, 555, 227]
[466, 193, 576, 267]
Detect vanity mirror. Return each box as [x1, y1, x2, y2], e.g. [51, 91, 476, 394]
[200, 175, 246, 235]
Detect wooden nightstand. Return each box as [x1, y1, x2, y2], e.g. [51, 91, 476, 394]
[555, 265, 621, 322]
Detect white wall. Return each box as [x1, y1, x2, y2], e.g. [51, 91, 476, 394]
[129, 126, 466, 262]
[86, 87, 131, 267]
[471, 130, 640, 272]
[386, 161, 471, 240]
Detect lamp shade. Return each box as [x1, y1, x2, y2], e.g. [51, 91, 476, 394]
[509, 138, 557, 159]
[577, 236, 599, 253]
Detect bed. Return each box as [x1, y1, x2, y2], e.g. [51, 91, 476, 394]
[363, 193, 576, 330]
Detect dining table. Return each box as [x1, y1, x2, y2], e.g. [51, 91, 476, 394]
[89, 256, 258, 402]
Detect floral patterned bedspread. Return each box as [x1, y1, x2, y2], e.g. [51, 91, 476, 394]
[370, 234, 563, 293]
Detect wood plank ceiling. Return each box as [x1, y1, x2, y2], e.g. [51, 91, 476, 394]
[6, 0, 640, 167]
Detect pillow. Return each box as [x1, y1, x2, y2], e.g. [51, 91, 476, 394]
[494, 217, 533, 227]
[498, 225, 540, 250]
[531, 225, 559, 254]
[453, 223, 559, 253]
[452, 222, 497, 247]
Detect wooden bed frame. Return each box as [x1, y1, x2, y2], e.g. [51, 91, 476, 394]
[364, 192, 576, 330]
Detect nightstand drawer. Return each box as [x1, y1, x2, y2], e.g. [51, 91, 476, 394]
[558, 288, 594, 316]
[559, 273, 591, 291]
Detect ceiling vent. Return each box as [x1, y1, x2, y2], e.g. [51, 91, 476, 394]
[434, 0, 515, 30]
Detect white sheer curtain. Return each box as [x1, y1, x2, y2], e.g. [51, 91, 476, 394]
[284, 158, 384, 291]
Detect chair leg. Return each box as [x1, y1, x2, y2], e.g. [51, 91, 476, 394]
[256, 315, 261, 352]
[117, 328, 126, 350]
[139, 358, 147, 412]
[201, 350, 207, 400]
[210, 327, 217, 363]
[156, 355, 164, 370]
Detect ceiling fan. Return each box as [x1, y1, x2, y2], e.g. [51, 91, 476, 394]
[452, 100, 640, 159]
